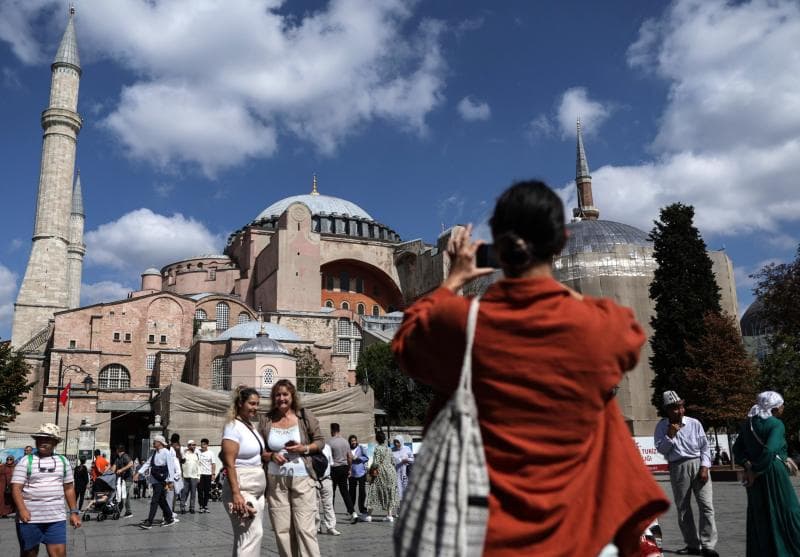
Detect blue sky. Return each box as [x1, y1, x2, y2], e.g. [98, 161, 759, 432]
[1, 0, 798, 339]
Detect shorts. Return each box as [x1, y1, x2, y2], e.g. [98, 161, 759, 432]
[16, 520, 67, 550]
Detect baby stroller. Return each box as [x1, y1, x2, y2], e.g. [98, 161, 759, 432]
[209, 471, 223, 502]
[82, 470, 121, 521]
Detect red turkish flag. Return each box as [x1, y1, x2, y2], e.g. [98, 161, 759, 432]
[59, 382, 71, 407]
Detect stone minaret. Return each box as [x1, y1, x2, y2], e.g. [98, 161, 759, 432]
[66, 170, 85, 309]
[573, 119, 600, 220]
[11, 8, 83, 347]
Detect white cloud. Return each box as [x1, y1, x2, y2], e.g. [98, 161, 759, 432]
[80, 280, 132, 306]
[0, 263, 18, 339]
[556, 87, 611, 138]
[85, 208, 223, 273]
[557, 0, 800, 244]
[457, 96, 490, 122]
[0, 0, 448, 176]
[526, 114, 555, 141]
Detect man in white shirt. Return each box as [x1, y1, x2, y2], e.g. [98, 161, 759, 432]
[180, 440, 200, 514]
[134, 435, 178, 529]
[196, 438, 216, 513]
[315, 443, 339, 535]
[654, 391, 718, 557]
[11, 423, 81, 557]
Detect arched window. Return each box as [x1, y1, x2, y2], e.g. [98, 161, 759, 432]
[212, 357, 231, 391]
[372, 305, 380, 316]
[324, 300, 334, 308]
[99, 364, 130, 390]
[341, 301, 349, 310]
[357, 303, 365, 315]
[195, 308, 207, 320]
[336, 319, 362, 369]
[261, 366, 276, 395]
[237, 312, 250, 325]
[216, 302, 229, 331]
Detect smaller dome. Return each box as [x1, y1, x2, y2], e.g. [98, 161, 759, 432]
[236, 333, 290, 355]
[218, 321, 300, 342]
[563, 219, 651, 255]
[142, 268, 161, 275]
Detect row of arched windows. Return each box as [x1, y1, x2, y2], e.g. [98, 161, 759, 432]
[324, 300, 380, 316]
[194, 304, 251, 331]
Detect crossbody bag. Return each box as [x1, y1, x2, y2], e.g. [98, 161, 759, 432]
[749, 418, 798, 476]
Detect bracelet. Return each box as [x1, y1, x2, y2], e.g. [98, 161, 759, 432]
[69, 509, 80, 514]
[304, 444, 310, 455]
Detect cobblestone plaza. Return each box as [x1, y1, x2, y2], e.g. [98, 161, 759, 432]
[0, 476, 783, 556]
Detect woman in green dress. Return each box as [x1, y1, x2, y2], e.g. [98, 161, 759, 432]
[365, 431, 398, 522]
[733, 391, 800, 556]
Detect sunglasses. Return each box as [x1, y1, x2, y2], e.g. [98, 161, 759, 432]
[38, 456, 56, 473]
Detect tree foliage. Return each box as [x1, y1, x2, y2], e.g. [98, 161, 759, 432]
[752, 246, 800, 436]
[355, 342, 433, 426]
[682, 312, 759, 429]
[0, 342, 36, 427]
[648, 203, 721, 411]
[291, 347, 330, 394]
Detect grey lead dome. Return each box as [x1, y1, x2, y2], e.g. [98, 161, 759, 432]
[254, 193, 373, 221]
[563, 219, 652, 254]
[235, 333, 290, 355]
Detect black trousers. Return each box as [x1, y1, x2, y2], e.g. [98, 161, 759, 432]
[348, 474, 367, 514]
[330, 465, 354, 514]
[198, 474, 212, 508]
[76, 483, 87, 510]
[147, 482, 173, 523]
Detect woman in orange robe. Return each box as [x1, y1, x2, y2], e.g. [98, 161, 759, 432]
[392, 180, 669, 557]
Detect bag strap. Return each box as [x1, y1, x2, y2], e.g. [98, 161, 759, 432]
[749, 418, 766, 447]
[237, 417, 264, 454]
[458, 296, 481, 394]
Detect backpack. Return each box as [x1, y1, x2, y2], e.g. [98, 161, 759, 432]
[25, 454, 69, 483]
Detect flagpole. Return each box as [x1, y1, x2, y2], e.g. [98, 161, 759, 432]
[64, 399, 72, 456]
[55, 358, 64, 427]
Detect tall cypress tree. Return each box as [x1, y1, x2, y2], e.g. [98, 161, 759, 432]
[648, 203, 721, 411]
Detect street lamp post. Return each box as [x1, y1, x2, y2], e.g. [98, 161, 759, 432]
[54, 358, 95, 427]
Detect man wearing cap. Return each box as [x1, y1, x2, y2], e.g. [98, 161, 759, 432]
[10, 423, 81, 557]
[654, 391, 718, 557]
[180, 440, 200, 514]
[133, 435, 178, 529]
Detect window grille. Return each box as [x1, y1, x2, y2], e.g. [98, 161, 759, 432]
[335, 320, 363, 369]
[195, 309, 207, 320]
[99, 364, 130, 390]
[146, 354, 156, 371]
[237, 312, 250, 325]
[216, 303, 229, 330]
[337, 319, 351, 336]
[212, 357, 231, 391]
[337, 338, 351, 354]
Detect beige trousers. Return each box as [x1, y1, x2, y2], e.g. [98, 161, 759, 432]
[267, 474, 321, 557]
[222, 466, 267, 557]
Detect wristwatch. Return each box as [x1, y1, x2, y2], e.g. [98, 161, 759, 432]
[304, 445, 310, 455]
[69, 509, 80, 515]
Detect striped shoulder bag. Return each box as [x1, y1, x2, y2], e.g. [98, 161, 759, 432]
[393, 296, 489, 557]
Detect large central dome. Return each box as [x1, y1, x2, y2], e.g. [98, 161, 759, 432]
[254, 194, 373, 222]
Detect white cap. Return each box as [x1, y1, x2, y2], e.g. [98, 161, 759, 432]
[153, 435, 167, 446]
[662, 391, 683, 408]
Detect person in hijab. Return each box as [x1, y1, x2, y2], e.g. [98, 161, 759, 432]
[733, 391, 800, 556]
[391, 435, 414, 501]
[0, 455, 16, 517]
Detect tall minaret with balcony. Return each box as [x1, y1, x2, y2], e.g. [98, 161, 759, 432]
[573, 119, 600, 220]
[12, 8, 83, 346]
[66, 170, 85, 309]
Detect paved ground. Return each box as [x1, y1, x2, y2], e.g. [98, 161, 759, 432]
[2, 476, 794, 555]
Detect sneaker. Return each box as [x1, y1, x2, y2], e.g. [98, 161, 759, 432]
[138, 521, 153, 530]
[350, 511, 358, 521]
[327, 528, 342, 536]
[162, 518, 178, 527]
[362, 515, 372, 522]
[123, 512, 133, 518]
[385, 516, 394, 523]
[189, 509, 195, 514]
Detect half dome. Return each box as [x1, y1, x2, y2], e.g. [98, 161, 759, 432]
[254, 194, 373, 222]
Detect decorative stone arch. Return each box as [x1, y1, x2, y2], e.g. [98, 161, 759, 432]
[320, 259, 403, 315]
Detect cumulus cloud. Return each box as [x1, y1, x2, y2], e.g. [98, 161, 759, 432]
[558, 0, 800, 244]
[556, 87, 611, 138]
[0, 263, 18, 339]
[457, 96, 490, 121]
[81, 280, 133, 306]
[0, 0, 448, 176]
[85, 208, 223, 273]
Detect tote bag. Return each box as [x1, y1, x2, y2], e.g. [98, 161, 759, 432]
[394, 297, 489, 557]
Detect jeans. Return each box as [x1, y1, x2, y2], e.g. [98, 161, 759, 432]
[348, 474, 367, 514]
[198, 474, 212, 508]
[120, 478, 134, 513]
[76, 483, 88, 510]
[147, 482, 173, 524]
[181, 477, 198, 511]
[330, 465, 354, 514]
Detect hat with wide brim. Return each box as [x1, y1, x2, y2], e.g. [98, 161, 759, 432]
[31, 423, 62, 442]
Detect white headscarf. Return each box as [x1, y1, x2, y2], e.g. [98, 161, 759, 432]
[747, 391, 784, 419]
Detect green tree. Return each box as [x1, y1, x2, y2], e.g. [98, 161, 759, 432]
[648, 203, 721, 411]
[0, 341, 36, 427]
[291, 347, 331, 393]
[355, 343, 433, 426]
[752, 246, 800, 435]
[682, 312, 759, 429]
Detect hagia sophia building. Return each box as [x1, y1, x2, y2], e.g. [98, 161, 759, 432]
[7, 12, 738, 455]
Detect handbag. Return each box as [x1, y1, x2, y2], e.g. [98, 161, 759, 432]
[300, 408, 329, 480]
[749, 418, 798, 476]
[149, 451, 169, 483]
[393, 297, 489, 557]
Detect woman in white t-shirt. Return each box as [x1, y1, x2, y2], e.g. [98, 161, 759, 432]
[221, 386, 266, 557]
